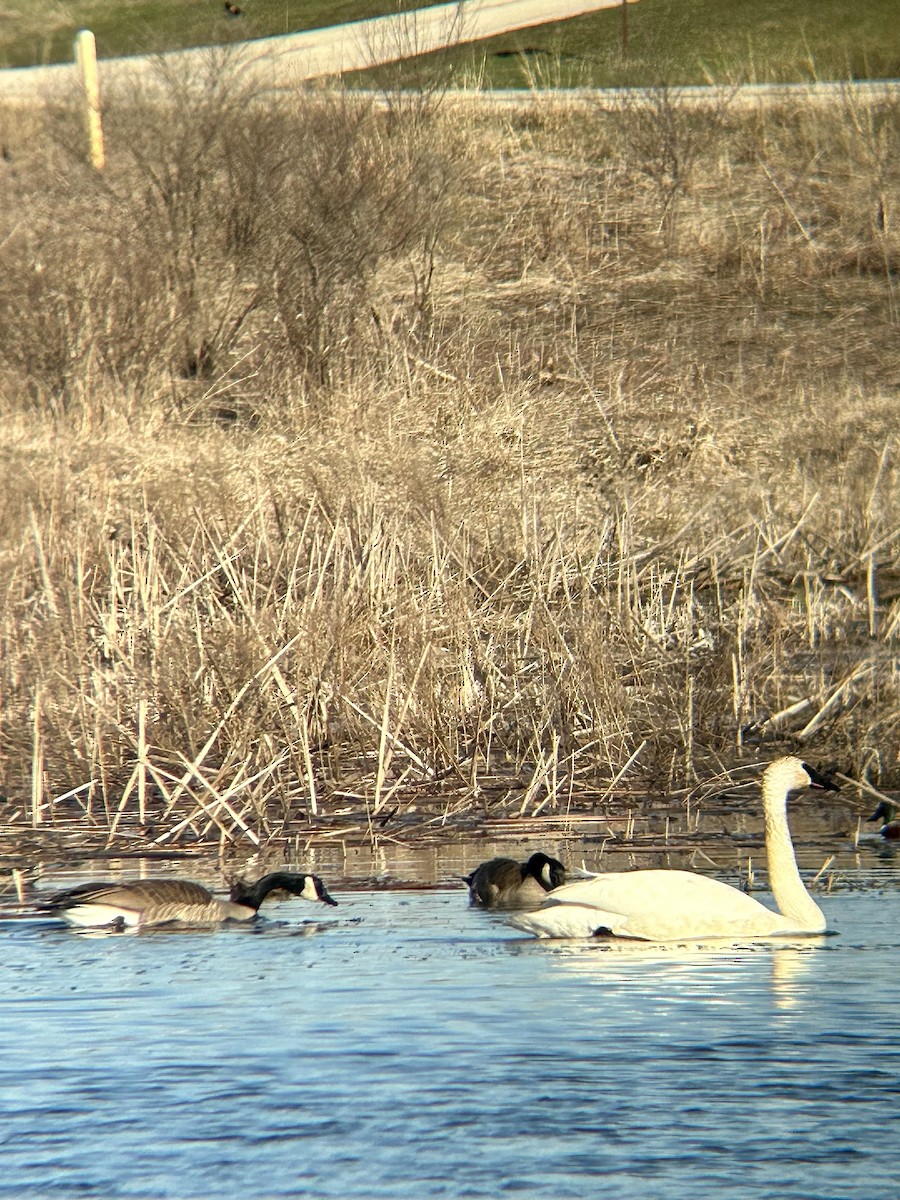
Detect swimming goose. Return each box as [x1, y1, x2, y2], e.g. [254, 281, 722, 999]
[868, 799, 900, 839]
[465, 852, 567, 909]
[39, 871, 338, 930]
[509, 757, 839, 941]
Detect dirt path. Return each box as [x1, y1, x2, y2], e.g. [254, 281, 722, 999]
[258, 0, 638, 82]
[0, 1, 637, 100]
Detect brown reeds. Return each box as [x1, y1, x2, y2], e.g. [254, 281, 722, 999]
[0, 65, 898, 851]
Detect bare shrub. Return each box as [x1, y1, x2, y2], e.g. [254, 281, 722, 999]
[600, 86, 737, 244]
[1, 83, 898, 847]
[0, 53, 465, 420]
[259, 90, 458, 392]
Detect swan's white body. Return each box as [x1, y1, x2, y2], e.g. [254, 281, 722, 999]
[510, 757, 837, 942]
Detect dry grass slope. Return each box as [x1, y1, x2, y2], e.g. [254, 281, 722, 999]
[0, 61, 898, 851]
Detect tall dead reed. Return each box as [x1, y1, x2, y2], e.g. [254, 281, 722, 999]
[0, 69, 898, 847]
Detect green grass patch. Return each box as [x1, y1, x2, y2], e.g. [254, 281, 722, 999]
[0, 1, 897, 82]
[361, 0, 900, 88]
[0, 1, 403, 68]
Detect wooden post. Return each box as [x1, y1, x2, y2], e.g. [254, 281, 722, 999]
[74, 29, 105, 171]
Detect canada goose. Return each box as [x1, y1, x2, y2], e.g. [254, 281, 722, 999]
[465, 852, 567, 909]
[868, 799, 900, 839]
[39, 871, 338, 930]
[510, 757, 839, 941]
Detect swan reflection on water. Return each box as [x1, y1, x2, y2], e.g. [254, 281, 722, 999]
[524, 934, 824, 1011]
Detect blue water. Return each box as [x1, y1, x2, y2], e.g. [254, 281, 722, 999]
[2, 879, 900, 1198]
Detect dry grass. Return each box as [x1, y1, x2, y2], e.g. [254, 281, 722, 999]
[1, 61, 898, 851]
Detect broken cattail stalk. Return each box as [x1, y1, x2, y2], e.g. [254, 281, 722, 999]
[867, 554, 877, 638]
[297, 719, 319, 819]
[137, 698, 147, 825]
[835, 771, 896, 810]
[31, 689, 43, 827]
[812, 855, 835, 884]
[596, 739, 649, 806]
[796, 663, 874, 741]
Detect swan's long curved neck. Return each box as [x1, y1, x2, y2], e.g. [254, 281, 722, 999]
[763, 779, 825, 931]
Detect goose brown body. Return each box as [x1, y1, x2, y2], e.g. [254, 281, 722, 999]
[40, 872, 337, 930]
[465, 852, 567, 909]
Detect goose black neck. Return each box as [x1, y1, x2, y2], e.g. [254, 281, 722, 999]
[523, 853, 566, 892]
[230, 872, 305, 911]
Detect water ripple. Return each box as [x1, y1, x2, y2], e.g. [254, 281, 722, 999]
[0, 888, 898, 1197]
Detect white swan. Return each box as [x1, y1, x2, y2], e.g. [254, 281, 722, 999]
[509, 757, 839, 942]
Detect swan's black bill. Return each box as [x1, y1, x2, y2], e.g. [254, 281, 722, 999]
[801, 763, 839, 792]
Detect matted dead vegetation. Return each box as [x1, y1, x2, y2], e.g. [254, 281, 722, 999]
[0, 61, 898, 853]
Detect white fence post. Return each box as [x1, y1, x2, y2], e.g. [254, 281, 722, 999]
[74, 29, 105, 171]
